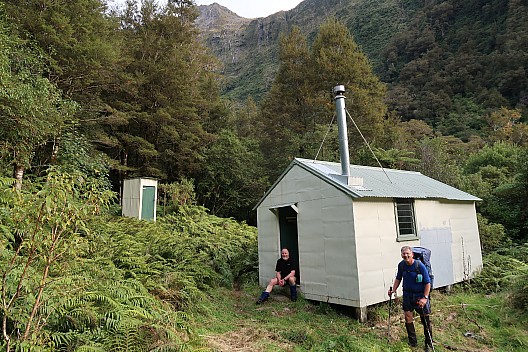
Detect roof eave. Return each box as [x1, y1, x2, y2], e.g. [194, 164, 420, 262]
[252, 158, 363, 210]
[252, 159, 298, 210]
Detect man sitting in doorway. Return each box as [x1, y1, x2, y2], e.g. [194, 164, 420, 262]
[256, 248, 297, 304]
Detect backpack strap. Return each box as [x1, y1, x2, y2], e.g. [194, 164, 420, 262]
[398, 261, 404, 274]
[400, 260, 420, 274]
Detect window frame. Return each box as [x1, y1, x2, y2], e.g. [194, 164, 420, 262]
[394, 198, 418, 241]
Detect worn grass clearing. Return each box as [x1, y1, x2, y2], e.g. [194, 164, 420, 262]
[191, 284, 527, 351]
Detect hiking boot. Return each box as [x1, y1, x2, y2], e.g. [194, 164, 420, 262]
[256, 291, 269, 305]
[421, 314, 433, 347]
[290, 284, 297, 302]
[424, 343, 433, 352]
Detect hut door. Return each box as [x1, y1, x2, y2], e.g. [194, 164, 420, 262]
[279, 206, 300, 283]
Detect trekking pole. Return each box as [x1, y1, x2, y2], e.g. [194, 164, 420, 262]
[420, 312, 435, 352]
[387, 292, 392, 343]
[387, 283, 394, 343]
[425, 322, 435, 352]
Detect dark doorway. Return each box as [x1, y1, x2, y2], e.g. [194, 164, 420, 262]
[278, 206, 300, 283]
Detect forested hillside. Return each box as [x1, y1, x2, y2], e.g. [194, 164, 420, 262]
[197, 0, 528, 135]
[196, 0, 415, 101]
[198, 0, 528, 137]
[194, 0, 436, 101]
[0, 0, 526, 260]
[382, 0, 528, 139]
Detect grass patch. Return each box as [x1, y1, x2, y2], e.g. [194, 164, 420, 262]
[192, 284, 528, 351]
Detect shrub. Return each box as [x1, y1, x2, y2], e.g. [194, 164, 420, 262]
[508, 265, 528, 311]
[477, 213, 509, 254]
[471, 253, 527, 294]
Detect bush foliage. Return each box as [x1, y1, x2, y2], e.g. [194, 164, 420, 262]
[0, 171, 257, 350]
[471, 245, 528, 311]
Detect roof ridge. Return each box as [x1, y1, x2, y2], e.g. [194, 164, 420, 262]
[295, 158, 422, 175]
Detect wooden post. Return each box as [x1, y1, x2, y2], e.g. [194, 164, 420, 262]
[355, 306, 368, 322]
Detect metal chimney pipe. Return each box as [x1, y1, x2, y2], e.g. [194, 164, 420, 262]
[334, 85, 350, 177]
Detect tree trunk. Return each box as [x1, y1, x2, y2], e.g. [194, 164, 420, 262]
[14, 164, 24, 190]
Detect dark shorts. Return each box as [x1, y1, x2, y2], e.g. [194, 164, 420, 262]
[402, 293, 431, 315]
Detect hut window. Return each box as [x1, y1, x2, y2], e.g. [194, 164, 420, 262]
[394, 199, 418, 241]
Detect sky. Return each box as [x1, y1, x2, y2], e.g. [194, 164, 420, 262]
[194, 1, 304, 18]
[109, 1, 305, 19]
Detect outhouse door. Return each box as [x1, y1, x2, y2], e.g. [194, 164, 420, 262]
[279, 205, 300, 283]
[141, 186, 156, 220]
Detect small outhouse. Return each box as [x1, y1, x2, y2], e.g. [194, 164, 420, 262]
[255, 86, 483, 321]
[122, 177, 158, 221]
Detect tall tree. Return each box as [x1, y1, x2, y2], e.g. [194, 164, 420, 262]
[99, 0, 221, 182]
[0, 16, 76, 188]
[259, 26, 313, 174]
[259, 19, 388, 179]
[2, 0, 123, 186]
[3, 0, 121, 104]
[311, 18, 387, 153]
[483, 107, 527, 145]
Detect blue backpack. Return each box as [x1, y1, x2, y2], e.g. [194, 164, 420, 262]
[412, 246, 434, 288]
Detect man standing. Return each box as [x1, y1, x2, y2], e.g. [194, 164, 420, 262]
[256, 248, 297, 304]
[388, 246, 433, 351]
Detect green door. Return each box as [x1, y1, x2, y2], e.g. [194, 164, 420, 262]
[279, 206, 300, 283]
[141, 186, 156, 220]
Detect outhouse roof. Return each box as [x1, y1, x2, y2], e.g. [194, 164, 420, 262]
[255, 158, 481, 209]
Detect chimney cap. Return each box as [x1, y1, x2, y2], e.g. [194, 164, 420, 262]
[333, 85, 345, 95]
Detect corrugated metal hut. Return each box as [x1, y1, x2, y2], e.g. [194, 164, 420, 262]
[255, 86, 483, 321]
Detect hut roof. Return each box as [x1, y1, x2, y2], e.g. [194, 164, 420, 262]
[255, 158, 481, 209]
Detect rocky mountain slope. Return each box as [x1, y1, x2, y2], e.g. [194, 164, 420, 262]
[195, 4, 251, 67]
